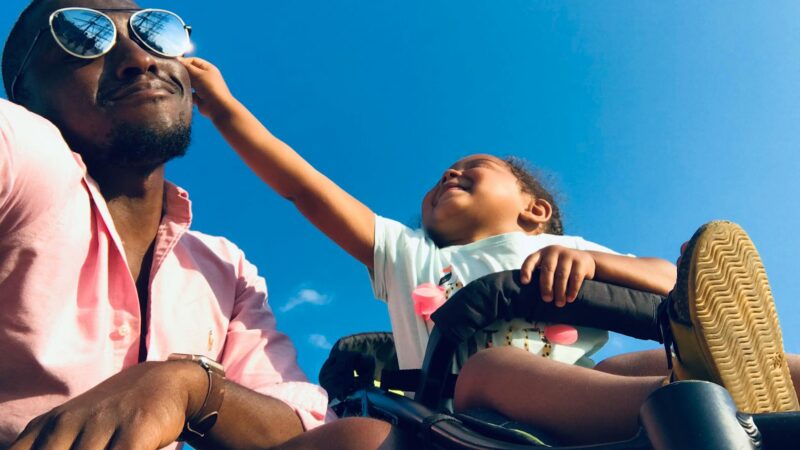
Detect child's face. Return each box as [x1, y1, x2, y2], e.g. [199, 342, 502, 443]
[421, 154, 533, 247]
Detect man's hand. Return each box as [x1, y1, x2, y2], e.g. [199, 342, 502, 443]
[10, 361, 206, 450]
[520, 245, 597, 307]
[180, 56, 238, 122]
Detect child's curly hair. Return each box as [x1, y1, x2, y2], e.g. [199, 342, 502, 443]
[503, 156, 563, 235]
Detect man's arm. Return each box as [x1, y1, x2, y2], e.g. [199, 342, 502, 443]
[193, 242, 332, 448]
[182, 57, 376, 268]
[11, 241, 330, 450]
[8, 362, 307, 450]
[190, 379, 305, 449]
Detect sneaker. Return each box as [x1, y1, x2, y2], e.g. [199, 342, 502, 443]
[662, 221, 799, 413]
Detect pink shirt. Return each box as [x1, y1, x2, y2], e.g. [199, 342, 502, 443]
[0, 99, 333, 446]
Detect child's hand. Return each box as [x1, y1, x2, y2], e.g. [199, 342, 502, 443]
[179, 56, 236, 121]
[520, 246, 596, 307]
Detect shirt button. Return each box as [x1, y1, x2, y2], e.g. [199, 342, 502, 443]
[118, 324, 131, 337]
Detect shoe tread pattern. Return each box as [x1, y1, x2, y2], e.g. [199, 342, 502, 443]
[688, 221, 799, 413]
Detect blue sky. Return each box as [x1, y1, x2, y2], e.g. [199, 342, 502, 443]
[3, 0, 799, 383]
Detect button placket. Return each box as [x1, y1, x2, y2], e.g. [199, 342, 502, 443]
[118, 323, 131, 337]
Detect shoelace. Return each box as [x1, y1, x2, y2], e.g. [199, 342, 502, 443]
[657, 293, 681, 371]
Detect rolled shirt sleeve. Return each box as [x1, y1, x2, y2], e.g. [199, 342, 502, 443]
[220, 247, 334, 430]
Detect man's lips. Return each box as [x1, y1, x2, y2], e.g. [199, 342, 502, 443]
[102, 78, 179, 104]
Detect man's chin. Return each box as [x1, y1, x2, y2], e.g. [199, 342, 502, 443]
[103, 96, 191, 132]
[88, 119, 192, 170]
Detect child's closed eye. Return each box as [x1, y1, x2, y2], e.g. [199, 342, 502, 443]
[463, 158, 500, 171]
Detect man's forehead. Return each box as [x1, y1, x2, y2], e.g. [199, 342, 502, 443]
[33, 0, 140, 17]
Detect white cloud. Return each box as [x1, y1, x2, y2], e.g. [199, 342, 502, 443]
[309, 334, 333, 350]
[280, 288, 331, 312]
[608, 336, 626, 350]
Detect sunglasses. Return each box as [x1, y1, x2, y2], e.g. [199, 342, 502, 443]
[9, 7, 192, 102]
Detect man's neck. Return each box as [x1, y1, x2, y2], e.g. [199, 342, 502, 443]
[90, 164, 167, 282]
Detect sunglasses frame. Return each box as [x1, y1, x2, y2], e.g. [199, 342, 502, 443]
[9, 7, 191, 103]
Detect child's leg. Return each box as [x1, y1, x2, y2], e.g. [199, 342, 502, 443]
[594, 349, 669, 376]
[597, 349, 800, 400]
[454, 346, 663, 445]
[456, 221, 800, 446]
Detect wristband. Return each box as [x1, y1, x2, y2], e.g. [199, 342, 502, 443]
[168, 353, 226, 439]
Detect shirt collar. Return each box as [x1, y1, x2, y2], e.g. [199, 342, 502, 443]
[163, 180, 192, 229]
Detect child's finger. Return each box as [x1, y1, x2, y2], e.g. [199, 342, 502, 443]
[179, 56, 210, 70]
[520, 252, 541, 284]
[565, 261, 585, 303]
[538, 251, 559, 302]
[177, 56, 196, 68]
[552, 257, 571, 307]
[179, 57, 217, 81]
[180, 60, 203, 78]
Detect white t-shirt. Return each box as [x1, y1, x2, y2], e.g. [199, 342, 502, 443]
[370, 215, 619, 370]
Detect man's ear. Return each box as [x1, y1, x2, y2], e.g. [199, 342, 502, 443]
[519, 197, 552, 233]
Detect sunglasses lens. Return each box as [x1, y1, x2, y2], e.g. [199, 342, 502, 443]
[131, 10, 190, 57]
[51, 9, 115, 57]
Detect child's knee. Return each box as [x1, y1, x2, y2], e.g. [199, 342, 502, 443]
[594, 349, 669, 377]
[455, 346, 529, 411]
[593, 354, 629, 375]
[462, 347, 524, 378]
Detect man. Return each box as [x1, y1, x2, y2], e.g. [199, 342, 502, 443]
[0, 0, 357, 448]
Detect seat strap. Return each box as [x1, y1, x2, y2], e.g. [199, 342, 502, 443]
[380, 369, 421, 391]
[419, 413, 463, 444]
[380, 369, 458, 397]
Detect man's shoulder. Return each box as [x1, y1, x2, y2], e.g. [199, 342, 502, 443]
[0, 98, 31, 118]
[0, 99, 72, 160]
[182, 228, 242, 254]
[180, 228, 256, 265]
[177, 229, 266, 288]
[0, 99, 60, 135]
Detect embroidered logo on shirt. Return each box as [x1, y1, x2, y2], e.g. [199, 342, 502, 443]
[412, 266, 465, 320]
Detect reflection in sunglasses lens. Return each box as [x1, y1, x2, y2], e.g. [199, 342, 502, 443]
[52, 9, 114, 57]
[132, 11, 190, 57]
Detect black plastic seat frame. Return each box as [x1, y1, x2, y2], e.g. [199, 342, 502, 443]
[328, 270, 800, 449]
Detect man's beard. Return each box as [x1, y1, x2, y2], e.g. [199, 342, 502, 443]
[83, 119, 192, 172]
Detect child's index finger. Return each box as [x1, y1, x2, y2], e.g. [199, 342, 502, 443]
[177, 56, 198, 72]
[178, 56, 210, 73]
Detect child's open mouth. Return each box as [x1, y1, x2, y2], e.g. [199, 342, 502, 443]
[437, 183, 467, 203]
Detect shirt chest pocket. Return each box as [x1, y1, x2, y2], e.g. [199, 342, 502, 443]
[148, 280, 231, 359]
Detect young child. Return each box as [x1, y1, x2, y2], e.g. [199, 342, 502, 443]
[181, 58, 799, 444]
[181, 57, 674, 371]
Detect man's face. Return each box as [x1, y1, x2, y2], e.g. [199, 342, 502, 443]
[18, 0, 193, 169]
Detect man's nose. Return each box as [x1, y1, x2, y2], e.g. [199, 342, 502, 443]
[109, 34, 158, 79]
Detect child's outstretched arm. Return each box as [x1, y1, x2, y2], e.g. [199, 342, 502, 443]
[182, 57, 376, 267]
[520, 246, 676, 307]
